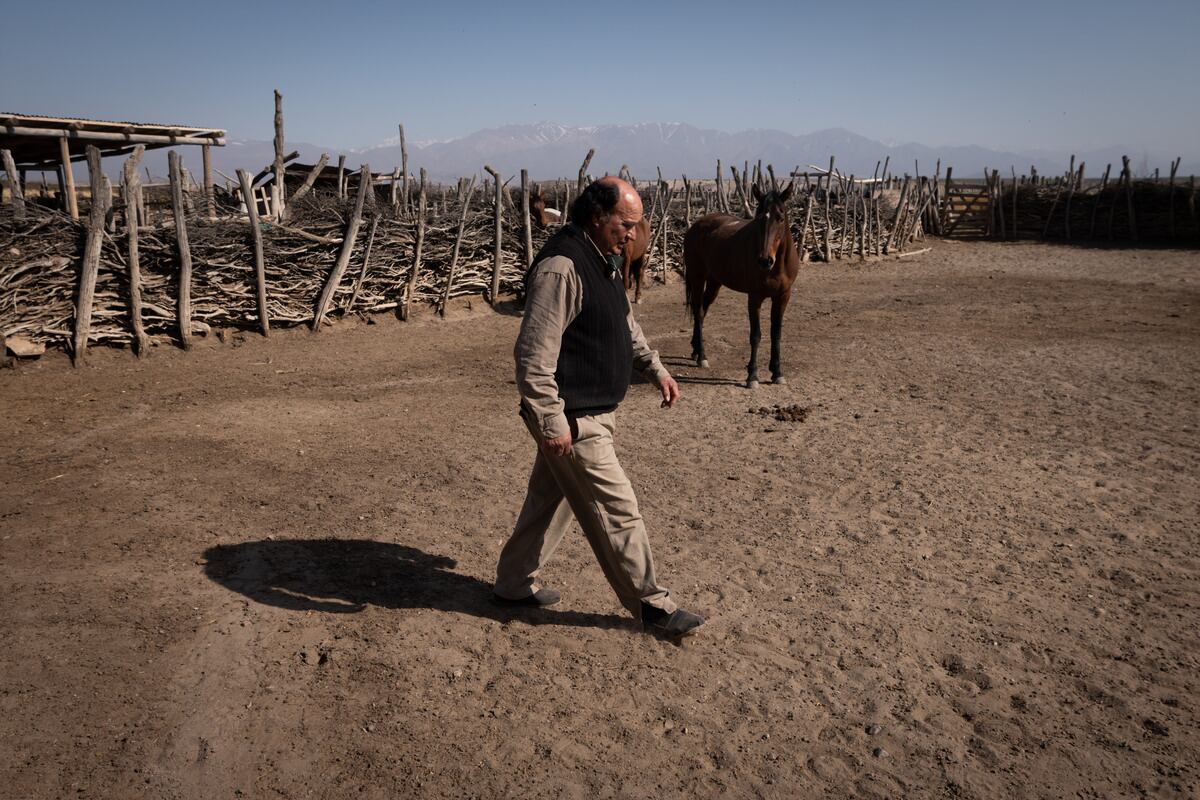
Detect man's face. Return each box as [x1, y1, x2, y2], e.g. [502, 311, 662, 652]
[589, 194, 643, 255]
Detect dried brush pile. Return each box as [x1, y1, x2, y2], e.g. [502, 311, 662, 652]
[0, 187, 553, 350]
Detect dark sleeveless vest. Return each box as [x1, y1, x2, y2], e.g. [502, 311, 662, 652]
[530, 224, 632, 417]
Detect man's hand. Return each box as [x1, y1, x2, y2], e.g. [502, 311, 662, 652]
[540, 431, 573, 457]
[657, 375, 680, 408]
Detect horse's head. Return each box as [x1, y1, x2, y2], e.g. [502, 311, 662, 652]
[529, 184, 560, 228]
[751, 181, 794, 270]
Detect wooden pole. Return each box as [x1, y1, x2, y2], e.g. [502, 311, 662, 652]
[237, 169, 270, 337]
[577, 149, 595, 196]
[202, 144, 215, 220]
[823, 156, 835, 260]
[886, 176, 910, 254]
[57, 137, 79, 220]
[72, 146, 110, 366]
[1042, 174, 1065, 239]
[272, 89, 286, 219]
[346, 216, 379, 314]
[168, 150, 194, 349]
[336, 155, 346, 199]
[402, 168, 427, 321]
[1, 149, 25, 219]
[314, 165, 370, 330]
[440, 175, 478, 316]
[1065, 161, 1084, 240]
[1168, 156, 1180, 238]
[659, 179, 670, 279]
[715, 160, 727, 213]
[484, 165, 503, 307]
[1011, 167, 1019, 238]
[521, 169, 534, 270]
[286, 153, 330, 214]
[181, 166, 196, 216]
[682, 175, 692, 228]
[798, 184, 814, 261]
[390, 167, 400, 208]
[1122, 155, 1138, 242]
[399, 124, 409, 217]
[1088, 163, 1111, 240]
[122, 146, 149, 356]
[993, 171, 1005, 240]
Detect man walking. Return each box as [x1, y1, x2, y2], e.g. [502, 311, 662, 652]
[493, 177, 704, 640]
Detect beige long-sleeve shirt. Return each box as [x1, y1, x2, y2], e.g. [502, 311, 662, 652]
[515, 235, 670, 442]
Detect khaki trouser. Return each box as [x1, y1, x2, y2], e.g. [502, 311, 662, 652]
[495, 411, 676, 619]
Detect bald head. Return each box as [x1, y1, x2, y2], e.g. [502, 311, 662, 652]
[595, 176, 643, 215]
[570, 176, 645, 255]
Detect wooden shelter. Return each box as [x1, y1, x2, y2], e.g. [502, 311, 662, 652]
[0, 112, 225, 220]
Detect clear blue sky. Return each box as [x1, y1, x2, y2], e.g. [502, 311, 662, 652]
[2, 0, 1196, 157]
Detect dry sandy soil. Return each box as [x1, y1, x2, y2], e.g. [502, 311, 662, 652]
[1, 240, 1197, 799]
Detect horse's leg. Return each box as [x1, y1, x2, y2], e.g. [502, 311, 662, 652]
[632, 258, 643, 305]
[768, 290, 791, 384]
[746, 293, 765, 389]
[692, 279, 721, 367]
[686, 258, 705, 364]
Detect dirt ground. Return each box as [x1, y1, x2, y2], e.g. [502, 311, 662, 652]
[2, 240, 1197, 799]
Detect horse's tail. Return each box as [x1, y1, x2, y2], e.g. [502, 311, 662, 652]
[683, 233, 697, 323]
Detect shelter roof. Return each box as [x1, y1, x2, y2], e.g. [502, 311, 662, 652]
[0, 112, 225, 170]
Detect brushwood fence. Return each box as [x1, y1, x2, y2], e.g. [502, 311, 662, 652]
[1, 146, 939, 364]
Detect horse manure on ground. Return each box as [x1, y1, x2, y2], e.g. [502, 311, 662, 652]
[750, 404, 809, 423]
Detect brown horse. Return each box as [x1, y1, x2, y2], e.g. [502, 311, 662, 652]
[528, 184, 562, 228]
[621, 216, 652, 304]
[683, 182, 799, 388]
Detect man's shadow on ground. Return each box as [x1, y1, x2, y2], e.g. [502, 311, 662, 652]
[202, 538, 630, 632]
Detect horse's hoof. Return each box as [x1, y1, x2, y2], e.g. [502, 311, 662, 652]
[746, 379, 759, 390]
[697, 358, 709, 368]
[772, 376, 787, 385]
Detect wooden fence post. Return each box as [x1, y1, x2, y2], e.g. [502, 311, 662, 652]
[484, 165, 503, 307]
[72, 146, 110, 366]
[1088, 163, 1111, 240]
[399, 124, 409, 217]
[237, 169, 270, 337]
[577, 149, 595, 195]
[1065, 161, 1084, 240]
[1122, 155, 1138, 242]
[521, 169, 533, 270]
[1168, 156, 1180, 238]
[440, 175, 478, 316]
[313, 165, 370, 330]
[345, 217, 379, 314]
[823, 156, 835, 260]
[402, 168, 427, 321]
[1, 149, 25, 219]
[168, 151, 194, 349]
[286, 153, 329, 217]
[122, 146, 149, 355]
[336, 155, 346, 199]
[202, 144, 215, 220]
[58, 137, 79, 220]
[682, 175, 693, 228]
[272, 89, 286, 219]
[659, 179, 670, 279]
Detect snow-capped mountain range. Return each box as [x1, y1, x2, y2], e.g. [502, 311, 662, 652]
[135, 122, 1190, 183]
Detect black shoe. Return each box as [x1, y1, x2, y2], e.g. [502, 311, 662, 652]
[491, 587, 561, 607]
[642, 604, 704, 639]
